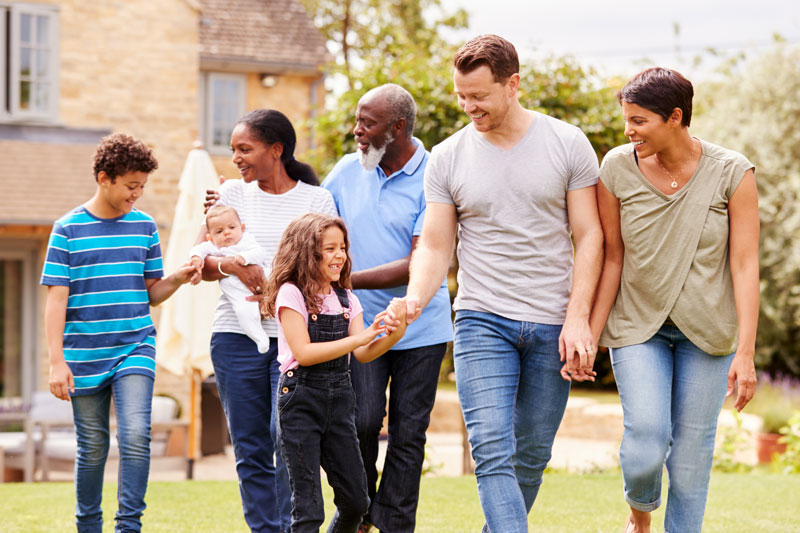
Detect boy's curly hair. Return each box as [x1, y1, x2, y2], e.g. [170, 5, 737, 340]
[93, 133, 158, 181]
[263, 213, 352, 318]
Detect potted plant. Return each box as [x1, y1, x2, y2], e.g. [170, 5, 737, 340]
[756, 402, 793, 463]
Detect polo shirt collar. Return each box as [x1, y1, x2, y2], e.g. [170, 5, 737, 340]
[382, 137, 425, 180]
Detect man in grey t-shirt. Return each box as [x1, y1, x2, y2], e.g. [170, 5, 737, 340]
[393, 35, 603, 531]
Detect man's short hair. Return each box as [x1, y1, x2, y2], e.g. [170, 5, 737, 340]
[93, 133, 158, 181]
[363, 84, 417, 138]
[454, 34, 519, 82]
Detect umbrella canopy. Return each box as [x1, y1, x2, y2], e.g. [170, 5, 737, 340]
[156, 147, 220, 378]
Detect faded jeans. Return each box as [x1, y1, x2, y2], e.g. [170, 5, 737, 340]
[611, 323, 734, 533]
[454, 310, 569, 533]
[71, 373, 153, 533]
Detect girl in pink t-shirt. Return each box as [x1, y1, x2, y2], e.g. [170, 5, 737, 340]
[263, 213, 406, 532]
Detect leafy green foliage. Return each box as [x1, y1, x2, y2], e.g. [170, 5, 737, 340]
[776, 411, 800, 474]
[693, 44, 800, 377]
[299, 0, 626, 176]
[713, 410, 754, 473]
[518, 57, 626, 157]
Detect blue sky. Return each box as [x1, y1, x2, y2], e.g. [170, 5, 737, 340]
[439, 0, 799, 80]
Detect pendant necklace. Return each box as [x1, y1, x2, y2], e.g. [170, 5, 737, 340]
[657, 158, 680, 189]
[656, 144, 696, 189]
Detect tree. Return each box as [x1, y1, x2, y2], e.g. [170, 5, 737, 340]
[693, 43, 800, 377]
[301, 1, 626, 175]
[301, 0, 467, 91]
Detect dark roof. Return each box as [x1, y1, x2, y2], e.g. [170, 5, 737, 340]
[199, 0, 330, 73]
[0, 126, 163, 226]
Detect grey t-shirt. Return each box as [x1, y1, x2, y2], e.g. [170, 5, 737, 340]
[425, 111, 599, 323]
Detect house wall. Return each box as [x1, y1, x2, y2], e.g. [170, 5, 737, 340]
[211, 72, 326, 180]
[11, 0, 202, 413]
[54, 0, 201, 225]
[7, 1, 327, 436]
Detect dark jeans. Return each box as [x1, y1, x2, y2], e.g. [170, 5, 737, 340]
[210, 332, 291, 533]
[277, 368, 369, 533]
[351, 343, 447, 532]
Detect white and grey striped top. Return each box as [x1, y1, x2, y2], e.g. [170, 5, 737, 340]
[213, 179, 337, 337]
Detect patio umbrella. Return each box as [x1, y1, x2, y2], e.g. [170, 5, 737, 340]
[156, 142, 221, 478]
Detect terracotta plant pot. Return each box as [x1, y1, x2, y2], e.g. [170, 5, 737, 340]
[756, 432, 787, 463]
[3, 467, 24, 482]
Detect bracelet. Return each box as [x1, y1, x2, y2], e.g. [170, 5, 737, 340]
[218, 261, 230, 277]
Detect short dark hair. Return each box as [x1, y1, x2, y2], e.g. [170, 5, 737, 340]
[454, 34, 519, 82]
[236, 109, 318, 185]
[618, 67, 694, 127]
[93, 133, 158, 181]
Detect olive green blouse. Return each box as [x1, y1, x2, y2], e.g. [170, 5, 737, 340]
[599, 139, 754, 355]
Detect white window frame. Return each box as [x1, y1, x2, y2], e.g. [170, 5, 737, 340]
[203, 72, 246, 155]
[0, 2, 60, 123]
[0, 6, 6, 117]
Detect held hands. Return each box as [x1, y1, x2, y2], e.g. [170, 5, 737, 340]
[385, 299, 408, 339]
[385, 296, 421, 332]
[49, 360, 74, 401]
[174, 262, 202, 286]
[558, 317, 598, 382]
[358, 311, 389, 346]
[727, 351, 757, 411]
[189, 256, 204, 285]
[358, 301, 409, 348]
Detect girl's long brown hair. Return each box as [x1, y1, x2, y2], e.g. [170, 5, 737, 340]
[263, 213, 352, 318]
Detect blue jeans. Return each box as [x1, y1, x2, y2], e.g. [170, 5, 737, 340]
[350, 343, 446, 532]
[453, 310, 569, 533]
[210, 333, 291, 533]
[611, 323, 734, 533]
[71, 373, 153, 533]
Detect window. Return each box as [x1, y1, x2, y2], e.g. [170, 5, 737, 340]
[202, 72, 246, 154]
[0, 3, 59, 123]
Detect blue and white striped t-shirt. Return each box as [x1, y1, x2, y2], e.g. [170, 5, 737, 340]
[40, 206, 164, 396]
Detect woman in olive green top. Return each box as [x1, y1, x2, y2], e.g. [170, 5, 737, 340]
[589, 68, 759, 533]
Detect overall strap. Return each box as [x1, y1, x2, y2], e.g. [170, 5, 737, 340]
[333, 287, 350, 311]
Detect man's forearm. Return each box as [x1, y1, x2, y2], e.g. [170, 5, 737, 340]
[406, 244, 451, 309]
[565, 228, 603, 322]
[352, 257, 410, 290]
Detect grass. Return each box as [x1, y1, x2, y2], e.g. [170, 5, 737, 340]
[2, 472, 798, 532]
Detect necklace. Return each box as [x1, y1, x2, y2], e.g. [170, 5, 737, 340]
[656, 143, 697, 189]
[656, 156, 680, 189]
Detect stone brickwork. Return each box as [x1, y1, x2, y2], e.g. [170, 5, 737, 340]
[212, 72, 326, 181]
[9, 2, 327, 444]
[54, 0, 201, 227]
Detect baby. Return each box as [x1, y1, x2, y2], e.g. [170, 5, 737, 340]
[190, 205, 270, 353]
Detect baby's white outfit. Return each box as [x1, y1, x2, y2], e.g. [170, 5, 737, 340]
[190, 232, 270, 353]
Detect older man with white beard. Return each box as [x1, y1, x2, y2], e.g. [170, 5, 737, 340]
[322, 84, 453, 533]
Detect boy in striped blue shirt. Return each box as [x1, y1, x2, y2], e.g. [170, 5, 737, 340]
[41, 133, 198, 532]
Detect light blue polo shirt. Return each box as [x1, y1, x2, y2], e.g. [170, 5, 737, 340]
[323, 138, 453, 350]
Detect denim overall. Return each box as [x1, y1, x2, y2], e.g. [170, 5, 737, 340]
[276, 288, 369, 533]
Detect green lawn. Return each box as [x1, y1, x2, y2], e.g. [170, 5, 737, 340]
[2, 473, 798, 532]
